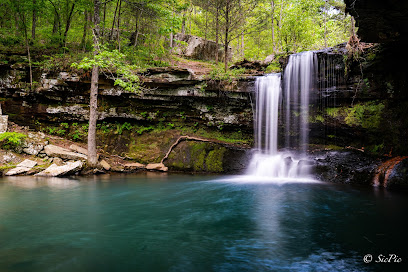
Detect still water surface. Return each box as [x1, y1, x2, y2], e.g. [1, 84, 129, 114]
[0, 174, 407, 272]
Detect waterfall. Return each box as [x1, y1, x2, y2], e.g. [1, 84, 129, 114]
[247, 51, 316, 179]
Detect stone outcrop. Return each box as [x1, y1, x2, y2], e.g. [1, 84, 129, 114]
[0, 65, 254, 135]
[35, 161, 83, 177]
[44, 144, 87, 161]
[174, 33, 232, 62]
[5, 159, 37, 176]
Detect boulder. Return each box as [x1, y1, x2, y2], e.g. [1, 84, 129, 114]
[44, 144, 87, 161]
[230, 59, 267, 71]
[387, 158, 408, 188]
[69, 144, 88, 155]
[23, 142, 44, 155]
[22, 133, 48, 155]
[5, 159, 37, 176]
[123, 162, 145, 171]
[2, 152, 16, 163]
[146, 163, 168, 172]
[262, 54, 275, 66]
[373, 156, 408, 189]
[51, 157, 64, 166]
[174, 33, 232, 62]
[100, 159, 111, 171]
[313, 150, 381, 184]
[35, 161, 83, 177]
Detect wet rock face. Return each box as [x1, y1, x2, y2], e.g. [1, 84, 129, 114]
[345, 0, 408, 42]
[312, 150, 381, 185]
[374, 157, 408, 189]
[387, 158, 408, 189]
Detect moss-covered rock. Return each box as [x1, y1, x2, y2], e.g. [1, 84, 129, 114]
[166, 141, 250, 174]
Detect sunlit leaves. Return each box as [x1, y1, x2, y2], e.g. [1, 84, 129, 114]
[72, 47, 141, 93]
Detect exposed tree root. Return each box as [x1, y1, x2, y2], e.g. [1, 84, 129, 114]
[161, 136, 213, 164]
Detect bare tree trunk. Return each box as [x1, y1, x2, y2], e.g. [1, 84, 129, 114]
[351, 16, 355, 36]
[204, 5, 208, 40]
[101, 2, 106, 39]
[270, 0, 275, 52]
[62, 2, 75, 47]
[215, 6, 219, 65]
[241, 30, 244, 59]
[181, 12, 185, 34]
[224, 1, 230, 72]
[110, 0, 120, 40]
[324, 2, 327, 48]
[88, 0, 101, 167]
[52, 11, 59, 34]
[81, 10, 89, 51]
[32, 0, 37, 40]
[22, 14, 33, 91]
[279, 1, 284, 52]
[117, 0, 122, 50]
[133, 11, 141, 47]
[49, 0, 62, 39]
[190, 6, 195, 34]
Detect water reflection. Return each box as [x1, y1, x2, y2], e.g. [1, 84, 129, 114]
[2, 176, 80, 189]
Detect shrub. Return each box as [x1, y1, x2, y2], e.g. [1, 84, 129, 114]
[0, 132, 27, 150]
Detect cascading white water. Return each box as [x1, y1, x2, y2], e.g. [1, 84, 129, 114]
[247, 51, 316, 179]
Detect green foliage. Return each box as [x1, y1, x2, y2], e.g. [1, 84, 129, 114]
[115, 122, 133, 135]
[60, 123, 69, 129]
[71, 124, 89, 142]
[0, 0, 352, 71]
[136, 126, 154, 135]
[0, 132, 26, 150]
[310, 115, 324, 123]
[344, 102, 385, 129]
[265, 62, 281, 73]
[167, 122, 175, 129]
[368, 143, 384, 155]
[209, 67, 246, 82]
[72, 47, 141, 93]
[0, 163, 16, 172]
[326, 107, 340, 118]
[140, 112, 148, 119]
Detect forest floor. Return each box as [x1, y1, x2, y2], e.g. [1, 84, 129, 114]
[170, 57, 214, 76]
